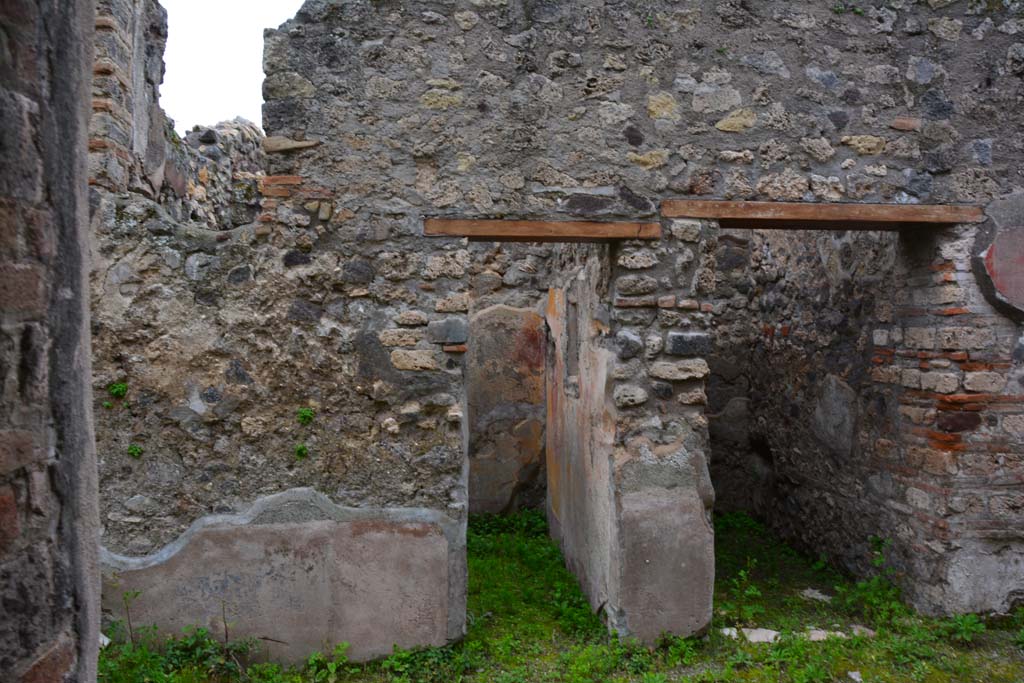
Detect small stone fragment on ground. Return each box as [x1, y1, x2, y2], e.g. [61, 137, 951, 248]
[720, 625, 875, 643]
[721, 627, 779, 643]
[800, 587, 833, 603]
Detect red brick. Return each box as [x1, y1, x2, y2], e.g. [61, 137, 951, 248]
[0, 485, 19, 553]
[296, 186, 333, 200]
[899, 351, 970, 361]
[19, 636, 75, 683]
[890, 116, 922, 131]
[937, 411, 982, 433]
[940, 393, 1023, 405]
[0, 263, 45, 315]
[613, 296, 657, 308]
[677, 299, 699, 310]
[261, 175, 304, 186]
[259, 185, 293, 198]
[960, 361, 1009, 372]
[22, 207, 52, 260]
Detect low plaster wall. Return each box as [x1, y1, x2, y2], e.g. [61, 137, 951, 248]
[102, 488, 465, 663]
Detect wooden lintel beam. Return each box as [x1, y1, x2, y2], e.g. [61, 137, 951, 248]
[424, 218, 661, 242]
[662, 200, 984, 226]
[717, 219, 956, 232]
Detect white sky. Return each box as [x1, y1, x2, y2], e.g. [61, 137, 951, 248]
[160, 0, 306, 134]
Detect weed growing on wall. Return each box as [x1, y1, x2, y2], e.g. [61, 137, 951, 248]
[98, 511, 1024, 682]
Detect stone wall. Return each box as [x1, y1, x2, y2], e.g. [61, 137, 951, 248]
[85, 0, 1024, 661]
[708, 218, 1024, 616]
[707, 228, 903, 587]
[0, 0, 99, 680]
[259, 0, 722, 646]
[546, 240, 715, 643]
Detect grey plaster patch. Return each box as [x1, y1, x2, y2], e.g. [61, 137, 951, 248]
[811, 375, 857, 457]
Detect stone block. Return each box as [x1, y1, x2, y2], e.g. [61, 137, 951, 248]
[906, 487, 931, 509]
[435, 292, 469, 313]
[617, 249, 659, 270]
[394, 310, 429, 326]
[900, 369, 922, 389]
[669, 220, 702, 242]
[1003, 415, 1024, 436]
[614, 384, 649, 408]
[871, 365, 901, 384]
[649, 359, 710, 381]
[665, 331, 713, 356]
[937, 326, 995, 350]
[903, 327, 936, 350]
[616, 484, 713, 643]
[390, 349, 440, 371]
[615, 330, 643, 360]
[677, 386, 708, 405]
[963, 371, 1006, 393]
[426, 317, 468, 344]
[378, 329, 424, 347]
[920, 372, 958, 394]
[616, 275, 658, 296]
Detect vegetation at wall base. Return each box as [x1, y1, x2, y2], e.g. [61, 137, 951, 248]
[98, 511, 1024, 683]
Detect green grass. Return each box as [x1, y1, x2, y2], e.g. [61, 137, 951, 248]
[99, 511, 1024, 682]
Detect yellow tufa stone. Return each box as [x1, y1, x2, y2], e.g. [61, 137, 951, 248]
[627, 149, 670, 170]
[714, 108, 757, 132]
[646, 91, 680, 121]
[421, 89, 464, 110]
[841, 135, 886, 155]
[378, 329, 425, 347]
[390, 349, 439, 371]
[263, 136, 320, 153]
[649, 359, 710, 381]
[425, 78, 461, 90]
